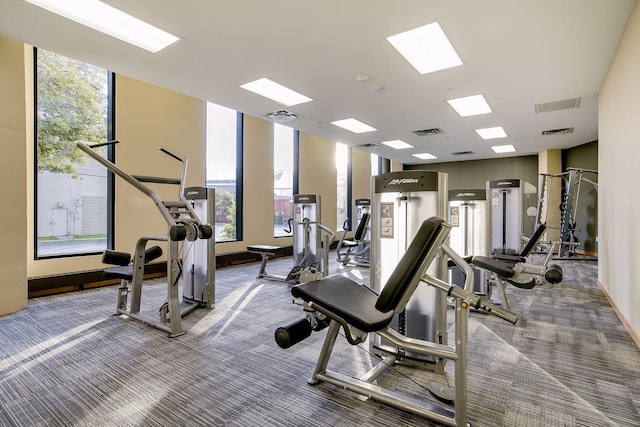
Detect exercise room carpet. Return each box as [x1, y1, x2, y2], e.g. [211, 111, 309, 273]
[0, 254, 638, 426]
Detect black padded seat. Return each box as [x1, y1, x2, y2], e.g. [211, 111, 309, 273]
[472, 256, 515, 278]
[292, 276, 392, 332]
[247, 245, 286, 254]
[492, 253, 525, 264]
[104, 266, 136, 281]
[293, 217, 445, 332]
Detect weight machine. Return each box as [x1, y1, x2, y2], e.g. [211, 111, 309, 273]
[536, 168, 598, 257]
[336, 198, 371, 267]
[248, 194, 334, 283]
[77, 140, 215, 337]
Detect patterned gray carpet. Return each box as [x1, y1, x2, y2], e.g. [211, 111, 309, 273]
[1, 253, 638, 426]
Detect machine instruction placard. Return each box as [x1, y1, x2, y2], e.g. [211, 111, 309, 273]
[380, 202, 394, 238]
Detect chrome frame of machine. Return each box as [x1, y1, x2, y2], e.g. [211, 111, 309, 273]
[77, 140, 215, 337]
[370, 170, 448, 368]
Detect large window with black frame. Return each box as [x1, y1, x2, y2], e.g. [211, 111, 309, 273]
[206, 102, 243, 242]
[34, 48, 115, 258]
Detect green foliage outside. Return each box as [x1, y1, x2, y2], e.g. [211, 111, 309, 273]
[216, 189, 237, 240]
[37, 49, 108, 175]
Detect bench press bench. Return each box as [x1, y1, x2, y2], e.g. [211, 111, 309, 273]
[246, 245, 296, 282]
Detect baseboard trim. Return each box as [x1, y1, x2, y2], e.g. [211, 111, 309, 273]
[597, 279, 640, 349]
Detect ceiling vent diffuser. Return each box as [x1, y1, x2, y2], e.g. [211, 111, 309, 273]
[357, 143, 379, 149]
[413, 128, 445, 136]
[541, 127, 574, 136]
[262, 110, 302, 123]
[534, 97, 581, 113]
[451, 151, 475, 156]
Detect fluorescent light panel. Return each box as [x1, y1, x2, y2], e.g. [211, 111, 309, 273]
[240, 78, 313, 106]
[447, 94, 492, 117]
[25, 0, 179, 53]
[387, 22, 463, 74]
[331, 118, 377, 133]
[491, 144, 516, 153]
[476, 126, 507, 139]
[381, 140, 414, 150]
[413, 153, 437, 160]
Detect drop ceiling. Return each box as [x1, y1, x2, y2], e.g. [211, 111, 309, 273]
[0, 0, 635, 164]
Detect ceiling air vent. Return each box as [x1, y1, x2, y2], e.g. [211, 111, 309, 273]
[357, 143, 379, 149]
[534, 97, 581, 113]
[413, 128, 445, 136]
[451, 151, 475, 156]
[541, 127, 574, 136]
[261, 110, 302, 123]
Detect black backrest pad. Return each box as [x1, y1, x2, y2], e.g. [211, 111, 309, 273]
[519, 223, 547, 257]
[375, 217, 444, 313]
[144, 245, 163, 263]
[354, 213, 371, 241]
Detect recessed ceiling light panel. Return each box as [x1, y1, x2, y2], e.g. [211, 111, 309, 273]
[381, 140, 414, 150]
[387, 22, 463, 74]
[412, 153, 437, 160]
[331, 118, 377, 133]
[239, 78, 313, 106]
[491, 144, 516, 153]
[476, 126, 507, 139]
[447, 94, 492, 117]
[25, 0, 180, 53]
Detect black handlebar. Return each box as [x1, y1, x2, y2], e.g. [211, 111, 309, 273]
[159, 147, 183, 162]
[284, 218, 293, 234]
[88, 139, 119, 148]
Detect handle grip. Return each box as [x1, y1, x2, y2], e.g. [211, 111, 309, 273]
[159, 147, 183, 162]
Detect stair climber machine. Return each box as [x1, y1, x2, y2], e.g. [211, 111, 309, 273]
[370, 170, 458, 400]
[448, 189, 491, 297]
[77, 140, 215, 337]
[336, 198, 371, 267]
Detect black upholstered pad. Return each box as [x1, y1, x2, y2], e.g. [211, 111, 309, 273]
[492, 253, 525, 264]
[247, 245, 286, 254]
[291, 275, 394, 332]
[472, 256, 515, 278]
[104, 266, 134, 281]
[376, 217, 444, 313]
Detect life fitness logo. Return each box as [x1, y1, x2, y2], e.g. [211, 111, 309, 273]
[496, 181, 512, 186]
[455, 192, 476, 197]
[388, 178, 419, 185]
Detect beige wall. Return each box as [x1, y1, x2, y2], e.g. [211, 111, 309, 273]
[299, 133, 338, 234]
[599, 1, 640, 340]
[0, 37, 28, 315]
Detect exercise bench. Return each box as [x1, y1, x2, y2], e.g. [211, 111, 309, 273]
[247, 245, 297, 282]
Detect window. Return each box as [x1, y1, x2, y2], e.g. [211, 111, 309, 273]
[273, 124, 295, 237]
[206, 102, 243, 242]
[371, 154, 381, 176]
[336, 142, 351, 231]
[35, 49, 114, 258]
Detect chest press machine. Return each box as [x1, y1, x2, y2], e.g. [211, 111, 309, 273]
[275, 217, 516, 427]
[77, 140, 215, 337]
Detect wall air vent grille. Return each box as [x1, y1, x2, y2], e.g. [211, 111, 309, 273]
[357, 143, 379, 149]
[451, 151, 475, 156]
[535, 98, 581, 113]
[541, 127, 574, 136]
[262, 110, 302, 122]
[413, 128, 445, 136]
